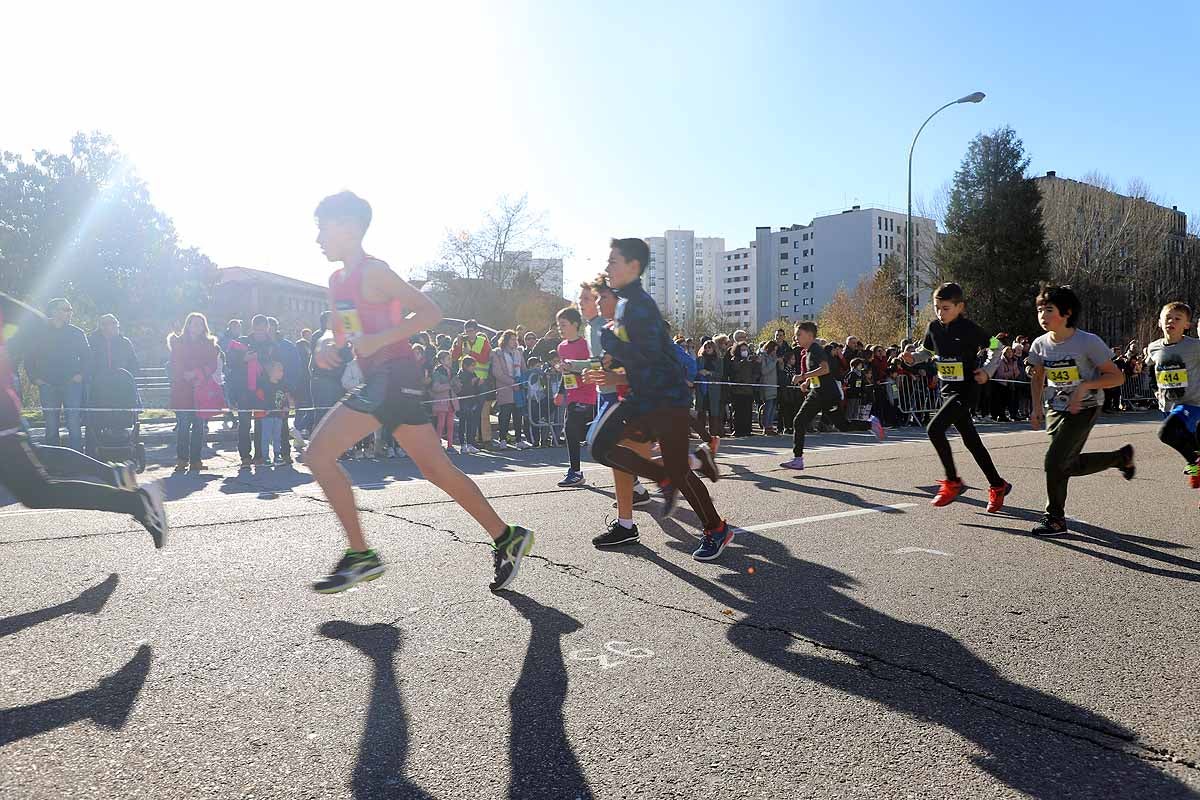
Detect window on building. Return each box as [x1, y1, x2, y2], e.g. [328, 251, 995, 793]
[780, 236, 789, 244]
[878, 216, 882, 230]
[780, 252, 788, 261]
[780, 300, 789, 308]
[793, 256, 799, 265]
[779, 267, 788, 275]
[803, 233, 809, 241]
[877, 253, 883, 266]
[780, 284, 789, 292]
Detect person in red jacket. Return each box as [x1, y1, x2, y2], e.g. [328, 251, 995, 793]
[168, 313, 221, 473]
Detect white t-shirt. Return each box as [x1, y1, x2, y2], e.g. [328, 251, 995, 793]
[1027, 329, 1113, 412]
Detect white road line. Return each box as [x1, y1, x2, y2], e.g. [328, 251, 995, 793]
[893, 546, 953, 556]
[738, 503, 916, 532]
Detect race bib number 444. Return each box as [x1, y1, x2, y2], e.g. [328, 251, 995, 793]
[1157, 368, 1189, 389]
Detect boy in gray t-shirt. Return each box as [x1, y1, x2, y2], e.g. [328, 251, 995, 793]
[1146, 301, 1200, 492]
[1026, 286, 1134, 536]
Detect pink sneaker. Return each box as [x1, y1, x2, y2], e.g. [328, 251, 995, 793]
[779, 456, 805, 470]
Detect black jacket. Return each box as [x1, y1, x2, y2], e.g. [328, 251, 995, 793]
[599, 278, 690, 416]
[88, 332, 139, 378]
[26, 322, 90, 386]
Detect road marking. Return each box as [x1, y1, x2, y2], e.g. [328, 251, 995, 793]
[568, 640, 655, 669]
[738, 503, 916, 532]
[892, 546, 953, 556]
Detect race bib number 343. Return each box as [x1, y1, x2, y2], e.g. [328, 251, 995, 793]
[1046, 365, 1081, 387]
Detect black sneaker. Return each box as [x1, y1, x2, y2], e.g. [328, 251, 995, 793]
[312, 550, 386, 594]
[112, 461, 138, 491]
[136, 480, 168, 549]
[490, 525, 534, 592]
[694, 445, 719, 483]
[1031, 515, 1068, 537]
[612, 487, 653, 509]
[593, 519, 640, 548]
[1117, 445, 1136, 481]
[659, 481, 679, 519]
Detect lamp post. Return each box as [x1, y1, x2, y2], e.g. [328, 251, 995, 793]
[907, 91, 986, 338]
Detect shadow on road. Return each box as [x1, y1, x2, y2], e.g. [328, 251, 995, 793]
[633, 522, 1195, 799]
[319, 621, 433, 800]
[0, 573, 119, 638]
[0, 645, 152, 747]
[500, 592, 593, 800]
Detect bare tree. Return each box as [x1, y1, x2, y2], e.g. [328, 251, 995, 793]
[438, 194, 566, 290]
[1039, 172, 1182, 342]
[670, 302, 729, 342]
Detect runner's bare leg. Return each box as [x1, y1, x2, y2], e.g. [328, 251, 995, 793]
[306, 402, 382, 551]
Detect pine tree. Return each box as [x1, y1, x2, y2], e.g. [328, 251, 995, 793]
[935, 127, 1049, 336]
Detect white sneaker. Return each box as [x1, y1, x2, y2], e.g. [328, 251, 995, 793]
[464, 444, 480, 454]
[112, 461, 138, 491]
[516, 439, 533, 450]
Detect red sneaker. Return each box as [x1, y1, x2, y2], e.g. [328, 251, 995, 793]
[931, 478, 966, 507]
[986, 481, 1013, 513]
[709, 436, 720, 455]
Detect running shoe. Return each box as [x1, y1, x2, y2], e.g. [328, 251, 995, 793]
[1117, 445, 1136, 481]
[446, 444, 458, 454]
[593, 519, 640, 548]
[869, 415, 886, 441]
[112, 461, 138, 491]
[694, 445, 719, 483]
[240, 456, 253, 469]
[558, 470, 585, 488]
[1186, 463, 1200, 489]
[612, 487, 653, 509]
[1031, 515, 1068, 537]
[173, 460, 188, 474]
[693, 521, 734, 561]
[464, 444, 480, 455]
[189, 461, 204, 473]
[930, 478, 966, 507]
[490, 525, 534, 592]
[312, 549, 386, 594]
[659, 481, 679, 518]
[779, 456, 805, 471]
[986, 481, 1013, 514]
[137, 480, 168, 550]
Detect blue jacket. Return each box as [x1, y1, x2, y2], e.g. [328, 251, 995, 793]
[599, 278, 691, 416]
[674, 343, 697, 382]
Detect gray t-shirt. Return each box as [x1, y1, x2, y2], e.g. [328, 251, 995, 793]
[1027, 329, 1113, 412]
[1146, 336, 1200, 411]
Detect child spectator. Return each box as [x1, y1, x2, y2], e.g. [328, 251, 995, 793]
[431, 349, 458, 452]
[457, 355, 482, 454]
[259, 361, 291, 465]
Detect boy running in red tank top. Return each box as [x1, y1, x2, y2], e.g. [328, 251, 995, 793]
[306, 191, 534, 593]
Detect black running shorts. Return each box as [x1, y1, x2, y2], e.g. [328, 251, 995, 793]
[342, 361, 430, 431]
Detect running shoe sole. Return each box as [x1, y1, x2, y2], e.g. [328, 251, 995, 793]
[491, 529, 535, 592]
[138, 480, 168, 550]
[594, 530, 640, 547]
[313, 565, 386, 594]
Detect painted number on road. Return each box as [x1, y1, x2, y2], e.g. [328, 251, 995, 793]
[568, 640, 655, 669]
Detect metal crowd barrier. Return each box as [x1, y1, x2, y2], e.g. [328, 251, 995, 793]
[525, 373, 564, 446]
[1120, 371, 1157, 408]
[894, 374, 943, 415]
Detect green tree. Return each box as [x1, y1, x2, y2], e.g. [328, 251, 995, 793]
[935, 127, 1049, 336]
[0, 132, 214, 334]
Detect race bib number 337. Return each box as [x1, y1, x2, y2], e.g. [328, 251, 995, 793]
[936, 361, 964, 382]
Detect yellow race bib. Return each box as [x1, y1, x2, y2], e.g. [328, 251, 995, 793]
[563, 373, 579, 390]
[1046, 366, 1081, 387]
[1157, 368, 1189, 390]
[936, 361, 965, 382]
[335, 300, 363, 340]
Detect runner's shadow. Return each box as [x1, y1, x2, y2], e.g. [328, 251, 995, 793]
[0, 573, 118, 638]
[501, 593, 594, 800]
[319, 621, 433, 800]
[0, 645, 151, 747]
[961, 520, 1200, 584]
[630, 530, 1194, 798]
[729, 464, 901, 513]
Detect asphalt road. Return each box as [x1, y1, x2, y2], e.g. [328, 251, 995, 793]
[1, 413, 1198, 799]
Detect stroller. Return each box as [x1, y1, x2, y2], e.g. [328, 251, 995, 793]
[85, 368, 146, 472]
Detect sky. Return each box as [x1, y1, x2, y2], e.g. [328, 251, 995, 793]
[5, 1, 1198, 297]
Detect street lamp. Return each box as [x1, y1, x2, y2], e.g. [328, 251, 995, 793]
[906, 91, 986, 338]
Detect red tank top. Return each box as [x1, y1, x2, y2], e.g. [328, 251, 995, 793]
[329, 258, 415, 372]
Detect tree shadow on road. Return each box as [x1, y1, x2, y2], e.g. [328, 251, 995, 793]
[0, 573, 118, 638]
[319, 621, 433, 800]
[0, 645, 152, 747]
[630, 526, 1195, 798]
[500, 592, 594, 800]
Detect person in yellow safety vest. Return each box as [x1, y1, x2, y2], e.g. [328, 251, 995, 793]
[451, 320, 493, 444]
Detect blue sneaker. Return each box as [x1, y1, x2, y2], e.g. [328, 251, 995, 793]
[558, 470, 585, 488]
[693, 522, 734, 561]
[779, 456, 805, 470]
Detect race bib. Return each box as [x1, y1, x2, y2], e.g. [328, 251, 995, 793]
[1157, 368, 1189, 390]
[936, 360, 965, 382]
[1045, 363, 1081, 388]
[810, 375, 821, 388]
[563, 373, 579, 390]
[336, 300, 363, 341]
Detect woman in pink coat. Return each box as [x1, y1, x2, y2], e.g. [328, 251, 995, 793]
[168, 312, 220, 473]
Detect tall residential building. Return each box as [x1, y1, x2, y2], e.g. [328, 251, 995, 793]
[753, 206, 938, 325]
[717, 244, 758, 331]
[644, 230, 725, 324]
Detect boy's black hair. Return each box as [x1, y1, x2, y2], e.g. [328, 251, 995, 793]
[610, 237, 650, 275]
[1036, 284, 1081, 328]
[314, 191, 372, 231]
[795, 321, 818, 336]
[850, 357, 866, 369]
[932, 282, 964, 303]
[556, 306, 583, 327]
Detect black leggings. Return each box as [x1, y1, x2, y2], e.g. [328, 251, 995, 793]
[792, 392, 870, 457]
[926, 394, 1004, 487]
[0, 432, 143, 517]
[565, 403, 594, 472]
[1158, 412, 1199, 464]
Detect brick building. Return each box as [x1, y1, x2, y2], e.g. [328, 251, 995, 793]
[209, 267, 330, 338]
